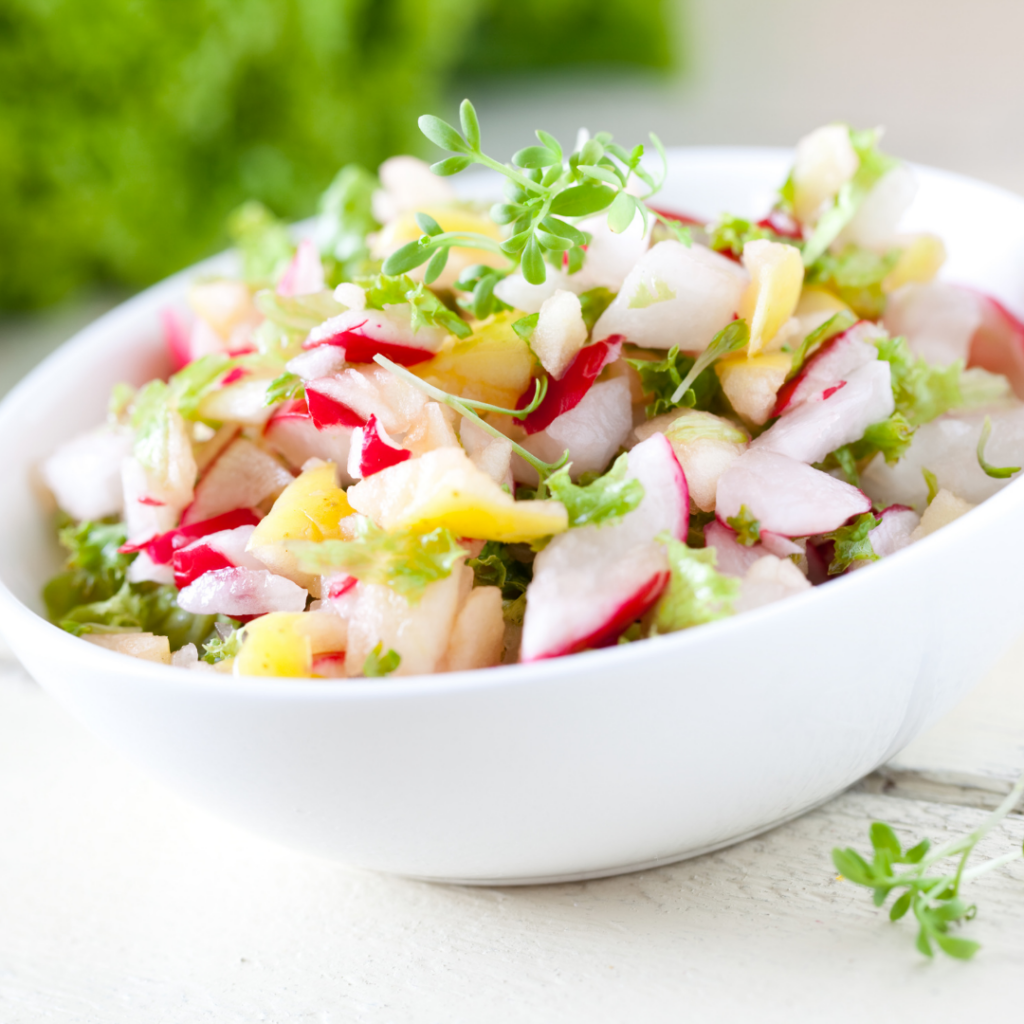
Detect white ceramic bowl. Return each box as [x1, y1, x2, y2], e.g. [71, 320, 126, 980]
[3, 149, 1024, 885]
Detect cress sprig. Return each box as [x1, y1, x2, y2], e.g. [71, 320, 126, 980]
[833, 769, 1024, 959]
[382, 99, 690, 287]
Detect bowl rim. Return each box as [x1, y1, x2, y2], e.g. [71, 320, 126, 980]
[3, 145, 1024, 701]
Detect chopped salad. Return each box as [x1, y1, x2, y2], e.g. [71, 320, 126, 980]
[39, 104, 1024, 678]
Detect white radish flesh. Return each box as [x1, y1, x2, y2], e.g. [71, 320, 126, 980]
[883, 282, 982, 367]
[176, 567, 308, 616]
[42, 427, 132, 521]
[183, 439, 293, 526]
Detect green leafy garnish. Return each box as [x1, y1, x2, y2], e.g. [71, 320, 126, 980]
[707, 215, 795, 257]
[264, 372, 304, 407]
[468, 541, 533, 624]
[546, 452, 644, 528]
[43, 520, 135, 620]
[785, 310, 858, 380]
[874, 334, 963, 427]
[361, 272, 472, 339]
[922, 467, 940, 505]
[363, 643, 401, 678]
[820, 412, 915, 485]
[290, 521, 468, 603]
[626, 346, 721, 418]
[726, 505, 761, 546]
[316, 164, 380, 283]
[383, 99, 685, 286]
[454, 264, 510, 320]
[805, 245, 900, 319]
[650, 535, 739, 634]
[820, 512, 880, 574]
[203, 627, 242, 664]
[669, 319, 749, 406]
[833, 771, 1024, 959]
[227, 200, 294, 286]
[512, 312, 539, 341]
[801, 128, 898, 265]
[168, 353, 237, 419]
[976, 415, 1021, 479]
[578, 287, 616, 331]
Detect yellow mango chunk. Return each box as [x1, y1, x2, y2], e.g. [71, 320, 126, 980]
[795, 285, 851, 319]
[716, 352, 792, 426]
[234, 610, 348, 678]
[247, 462, 356, 589]
[739, 240, 805, 355]
[883, 234, 947, 293]
[413, 313, 537, 409]
[347, 447, 568, 543]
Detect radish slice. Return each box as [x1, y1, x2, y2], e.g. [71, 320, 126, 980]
[752, 360, 894, 464]
[162, 308, 192, 371]
[263, 400, 356, 479]
[347, 414, 411, 479]
[772, 321, 882, 416]
[704, 520, 767, 576]
[182, 439, 293, 526]
[967, 288, 1024, 398]
[176, 566, 308, 617]
[848, 505, 919, 569]
[592, 241, 748, 352]
[305, 366, 427, 434]
[521, 337, 622, 434]
[716, 449, 871, 537]
[42, 427, 133, 522]
[121, 507, 262, 563]
[521, 433, 688, 661]
[285, 346, 348, 382]
[883, 282, 982, 366]
[304, 308, 445, 366]
[517, 376, 633, 483]
[305, 381, 370, 429]
[276, 239, 325, 297]
[172, 524, 267, 588]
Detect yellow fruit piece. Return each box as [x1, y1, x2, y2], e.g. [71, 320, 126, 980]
[347, 447, 568, 543]
[247, 462, 356, 589]
[795, 285, 851, 319]
[739, 240, 805, 355]
[716, 352, 792, 426]
[883, 233, 947, 292]
[413, 313, 537, 409]
[235, 610, 348, 678]
[83, 632, 171, 665]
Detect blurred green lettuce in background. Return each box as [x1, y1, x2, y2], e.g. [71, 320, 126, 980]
[0, 0, 673, 310]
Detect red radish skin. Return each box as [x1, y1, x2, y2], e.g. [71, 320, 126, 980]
[771, 322, 879, 417]
[304, 386, 369, 429]
[276, 239, 325, 297]
[327, 575, 357, 601]
[220, 367, 249, 387]
[303, 310, 442, 367]
[521, 337, 623, 435]
[263, 401, 356, 477]
[966, 288, 1024, 398]
[137, 496, 166, 507]
[350, 415, 411, 478]
[312, 652, 347, 677]
[162, 308, 192, 371]
[172, 545, 233, 589]
[121, 508, 261, 562]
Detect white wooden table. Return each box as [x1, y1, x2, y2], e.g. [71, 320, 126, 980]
[1, 632, 1022, 1023]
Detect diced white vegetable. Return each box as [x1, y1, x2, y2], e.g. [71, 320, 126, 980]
[83, 631, 172, 665]
[41, 427, 132, 521]
[910, 489, 975, 542]
[734, 554, 811, 613]
[532, 290, 588, 380]
[176, 567, 308, 616]
[792, 124, 859, 226]
[882, 282, 982, 366]
[838, 164, 917, 250]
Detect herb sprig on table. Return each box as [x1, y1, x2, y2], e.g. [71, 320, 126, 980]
[833, 771, 1024, 959]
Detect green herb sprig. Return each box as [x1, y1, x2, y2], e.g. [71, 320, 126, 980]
[833, 770, 1024, 959]
[383, 99, 689, 287]
[977, 415, 1021, 479]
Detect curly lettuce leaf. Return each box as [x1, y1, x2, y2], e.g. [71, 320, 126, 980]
[546, 452, 644, 528]
[203, 626, 243, 664]
[627, 345, 723, 418]
[725, 505, 761, 546]
[785, 310, 858, 381]
[360, 272, 472, 339]
[708, 215, 798, 258]
[651, 535, 739, 634]
[821, 513, 880, 574]
[43, 520, 134, 620]
[805, 245, 900, 319]
[290, 521, 468, 602]
[874, 335, 963, 427]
